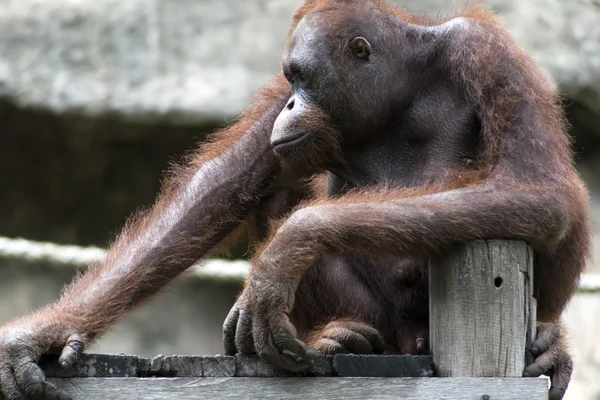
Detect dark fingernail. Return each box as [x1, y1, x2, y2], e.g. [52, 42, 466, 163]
[532, 338, 549, 353]
[282, 350, 303, 363]
[523, 363, 542, 378]
[59, 391, 73, 400]
[530, 346, 539, 355]
[61, 360, 70, 369]
[549, 386, 565, 400]
[307, 348, 320, 358]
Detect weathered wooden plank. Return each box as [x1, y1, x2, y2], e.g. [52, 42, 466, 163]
[333, 355, 433, 377]
[429, 240, 535, 377]
[47, 377, 548, 400]
[41, 353, 433, 378]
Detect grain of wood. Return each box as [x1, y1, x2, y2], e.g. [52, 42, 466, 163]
[47, 377, 547, 399]
[429, 240, 535, 377]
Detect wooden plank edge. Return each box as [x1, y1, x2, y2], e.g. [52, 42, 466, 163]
[47, 377, 549, 400]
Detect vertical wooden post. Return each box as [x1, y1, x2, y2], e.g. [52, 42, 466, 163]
[429, 240, 535, 377]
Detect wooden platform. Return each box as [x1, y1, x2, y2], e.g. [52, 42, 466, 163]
[47, 377, 548, 400]
[41, 353, 548, 399]
[37, 241, 548, 399]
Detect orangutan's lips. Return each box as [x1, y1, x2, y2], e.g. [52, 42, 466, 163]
[272, 132, 311, 150]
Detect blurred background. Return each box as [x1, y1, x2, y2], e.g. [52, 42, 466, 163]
[0, 0, 599, 398]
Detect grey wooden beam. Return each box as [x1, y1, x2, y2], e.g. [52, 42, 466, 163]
[40, 353, 433, 379]
[41, 353, 546, 399]
[46, 377, 548, 400]
[429, 240, 535, 377]
[333, 354, 432, 378]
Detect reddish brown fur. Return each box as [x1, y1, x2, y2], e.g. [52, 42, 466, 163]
[61, 74, 293, 340]
[252, 0, 590, 323]
[225, 2, 589, 397]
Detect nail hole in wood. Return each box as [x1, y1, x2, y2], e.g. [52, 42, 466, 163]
[494, 276, 503, 288]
